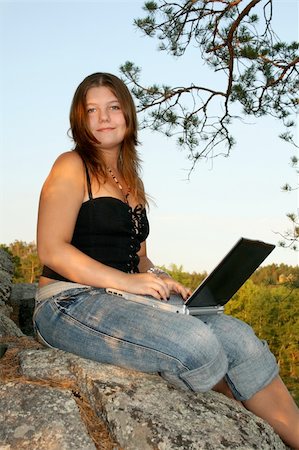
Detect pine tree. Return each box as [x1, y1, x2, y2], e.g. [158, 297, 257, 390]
[120, 0, 299, 246]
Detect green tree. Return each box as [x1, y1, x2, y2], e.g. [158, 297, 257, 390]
[0, 241, 42, 283]
[251, 263, 299, 287]
[120, 0, 299, 245]
[160, 263, 207, 290]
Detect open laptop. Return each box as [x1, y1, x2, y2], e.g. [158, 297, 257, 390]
[106, 237, 275, 316]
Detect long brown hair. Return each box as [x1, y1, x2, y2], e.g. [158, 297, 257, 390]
[69, 72, 147, 205]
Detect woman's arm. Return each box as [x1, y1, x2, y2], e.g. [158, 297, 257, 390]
[37, 153, 172, 300]
[137, 241, 155, 273]
[37, 151, 129, 288]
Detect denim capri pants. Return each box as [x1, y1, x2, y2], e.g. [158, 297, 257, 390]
[33, 283, 279, 401]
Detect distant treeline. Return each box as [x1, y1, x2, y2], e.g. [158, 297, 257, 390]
[161, 262, 299, 290]
[1, 240, 298, 404]
[0, 241, 41, 283]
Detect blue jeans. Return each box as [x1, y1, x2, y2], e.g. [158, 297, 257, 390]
[33, 286, 278, 401]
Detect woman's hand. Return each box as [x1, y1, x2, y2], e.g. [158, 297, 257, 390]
[161, 276, 192, 302]
[125, 273, 191, 302]
[135, 244, 192, 301]
[125, 272, 171, 301]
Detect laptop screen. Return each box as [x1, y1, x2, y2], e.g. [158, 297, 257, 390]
[186, 238, 275, 308]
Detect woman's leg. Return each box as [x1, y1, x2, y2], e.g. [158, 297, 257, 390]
[243, 376, 299, 449]
[212, 376, 299, 448]
[213, 378, 240, 401]
[202, 314, 279, 400]
[203, 314, 299, 448]
[35, 289, 298, 446]
[34, 287, 228, 392]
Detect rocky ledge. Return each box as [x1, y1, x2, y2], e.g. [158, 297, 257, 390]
[0, 249, 289, 450]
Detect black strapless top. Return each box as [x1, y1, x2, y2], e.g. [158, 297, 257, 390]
[42, 167, 149, 282]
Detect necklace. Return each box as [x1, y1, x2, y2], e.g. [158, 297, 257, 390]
[107, 168, 131, 204]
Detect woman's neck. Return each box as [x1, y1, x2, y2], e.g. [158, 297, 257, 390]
[99, 148, 121, 172]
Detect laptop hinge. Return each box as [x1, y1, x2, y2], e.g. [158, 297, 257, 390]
[188, 306, 225, 316]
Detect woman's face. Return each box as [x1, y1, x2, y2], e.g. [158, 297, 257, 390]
[85, 86, 127, 152]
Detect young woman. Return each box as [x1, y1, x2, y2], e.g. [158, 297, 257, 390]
[34, 73, 299, 448]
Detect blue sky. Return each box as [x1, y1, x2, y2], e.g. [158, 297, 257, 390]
[0, 0, 298, 272]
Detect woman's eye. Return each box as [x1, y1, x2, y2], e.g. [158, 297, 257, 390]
[87, 107, 97, 114]
[110, 104, 121, 110]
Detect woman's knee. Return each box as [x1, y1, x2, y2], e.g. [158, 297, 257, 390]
[204, 314, 267, 365]
[161, 318, 228, 392]
[170, 317, 224, 369]
[204, 315, 279, 400]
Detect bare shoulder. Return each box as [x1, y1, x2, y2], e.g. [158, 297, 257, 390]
[42, 151, 85, 200]
[44, 151, 85, 184]
[51, 150, 84, 173]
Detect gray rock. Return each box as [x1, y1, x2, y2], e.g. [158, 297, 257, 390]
[10, 283, 37, 306]
[0, 299, 13, 318]
[0, 249, 14, 304]
[79, 363, 287, 450]
[18, 348, 288, 450]
[20, 347, 154, 388]
[0, 248, 14, 275]
[0, 382, 96, 450]
[20, 348, 77, 383]
[0, 312, 24, 337]
[9, 283, 37, 335]
[10, 283, 37, 301]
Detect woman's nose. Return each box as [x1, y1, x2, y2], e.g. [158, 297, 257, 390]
[98, 108, 110, 122]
